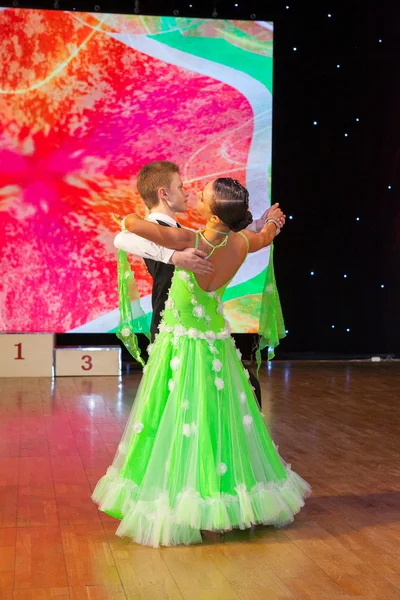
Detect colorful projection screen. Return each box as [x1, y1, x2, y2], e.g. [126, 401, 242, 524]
[0, 10, 273, 333]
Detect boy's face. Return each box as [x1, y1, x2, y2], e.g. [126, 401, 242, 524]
[162, 172, 189, 214]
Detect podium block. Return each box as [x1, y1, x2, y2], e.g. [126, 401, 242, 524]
[55, 346, 120, 377]
[0, 333, 54, 377]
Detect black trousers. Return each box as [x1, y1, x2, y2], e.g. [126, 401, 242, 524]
[247, 367, 262, 409]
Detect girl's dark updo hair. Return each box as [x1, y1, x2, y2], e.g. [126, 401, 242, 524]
[211, 178, 253, 232]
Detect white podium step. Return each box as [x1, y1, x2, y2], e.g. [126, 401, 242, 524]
[55, 346, 121, 377]
[0, 333, 54, 378]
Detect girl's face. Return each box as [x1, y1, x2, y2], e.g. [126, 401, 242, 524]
[197, 180, 217, 221]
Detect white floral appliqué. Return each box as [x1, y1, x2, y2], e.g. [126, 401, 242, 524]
[178, 270, 190, 282]
[243, 415, 253, 427]
[217, 303, 224, 315]
[121, 327, 131, 338]
[193, 305, 205, 318]
[215, 377, 225, 391]
[212, 359, 222, 373]
[236, 348, 242, 360]
[188, 328, 198, 339]
[217, 462, 227, 475]
[182, 422, 197, 437]
[174, 325, 187, 337]
[266, 283, 274, 293]
[147, 343, 155, 356]
[165, 297, 174, 309]
[170, 357, 180, 371]
[132, 422, 144, 434]
[217, 329, 230, 340]
[168, 380, 175, 392]
[181, 400, 189, 410]
[240, 391, 246, 404]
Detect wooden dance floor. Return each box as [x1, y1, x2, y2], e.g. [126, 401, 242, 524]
[0, 361, 399, 600]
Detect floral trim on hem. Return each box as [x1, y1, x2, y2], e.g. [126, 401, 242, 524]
[92, 466, 311, 548]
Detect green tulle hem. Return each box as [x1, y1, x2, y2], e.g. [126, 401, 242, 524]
[92, 466, 311, 548]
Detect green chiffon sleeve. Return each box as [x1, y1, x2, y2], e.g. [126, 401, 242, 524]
[255, 243, 286, 371]
[116, 250, 151, 367]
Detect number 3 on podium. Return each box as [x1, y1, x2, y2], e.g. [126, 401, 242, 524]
[81, 355, 93, 371]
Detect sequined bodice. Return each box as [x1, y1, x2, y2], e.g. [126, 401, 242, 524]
[156, 230, 249, 344]
[158, 268, 232, 340]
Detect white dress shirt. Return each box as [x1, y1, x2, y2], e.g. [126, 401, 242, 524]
[114, 210, 264, 264]
[114, 212, 179, 264]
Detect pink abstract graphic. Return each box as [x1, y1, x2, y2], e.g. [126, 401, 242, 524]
[0, 10, 271, 332]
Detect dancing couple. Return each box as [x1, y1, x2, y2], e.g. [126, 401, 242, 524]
[92, 161, 310, 547]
